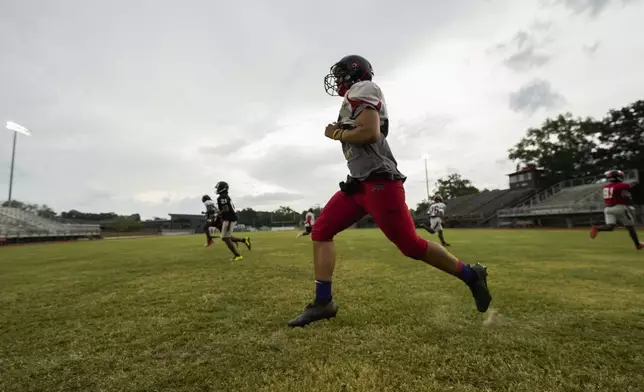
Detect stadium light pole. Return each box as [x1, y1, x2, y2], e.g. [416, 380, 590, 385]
[5, 121, 31, 203]
[424, 158, 430, 201]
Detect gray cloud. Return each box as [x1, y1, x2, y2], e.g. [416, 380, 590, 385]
[545, 0, 640, 16]
[199, 139, 248, 157]
[241, 146, 342, 190]
[237, 192, 303, 206]
[493, 28, 553, 72]
[555, 0, 613, 16]
[504, 47, 552, 72]
[388, 115, 455, 160]
[509, 79, 566, 114]
[583, 41, 601, 54]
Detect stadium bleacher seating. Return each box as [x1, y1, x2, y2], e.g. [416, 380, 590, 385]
[498, 170, 639, 222]
[443, 189, 535, 225]
[417, 169, 640, 228]
[0, 207, 101, 243]
[531, 183, 604, 206]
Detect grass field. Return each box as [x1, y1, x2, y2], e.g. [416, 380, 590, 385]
[1, 229, 644, 392]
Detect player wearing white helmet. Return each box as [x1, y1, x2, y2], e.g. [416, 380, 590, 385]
[422, 195, 450, 247]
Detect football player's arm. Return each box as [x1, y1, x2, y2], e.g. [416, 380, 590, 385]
[334, 108, 381, 144]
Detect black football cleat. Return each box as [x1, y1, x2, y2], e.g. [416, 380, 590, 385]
[468, 263, 492, 313]
[287, 300, 338, 328]
[442, 242, 451, 247]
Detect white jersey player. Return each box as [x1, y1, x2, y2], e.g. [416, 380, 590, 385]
[297, 208, 316, 238]
[202, 194, 221, 247]
[423, 195, 450, 247]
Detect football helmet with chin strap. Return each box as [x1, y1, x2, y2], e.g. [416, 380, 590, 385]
[605, 170, 624, 183]
[215, 181, 229, 194]
[324, 55, 374, 97]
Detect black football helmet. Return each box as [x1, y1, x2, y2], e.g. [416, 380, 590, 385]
[202, 194, 211, 203]
[324, 55, 374, 97]
[308, 208, 313, 213]
[605, 170, 624, 183]
[433, 195, 444, 202]
[215, 181, 229, 194]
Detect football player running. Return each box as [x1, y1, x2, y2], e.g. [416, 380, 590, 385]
[202, 194, 222, 247]
[422, 195, 450, 247]
[287, 55, 492, 328]
[297, 208, 316, 238]
[214, 181, 252, 262]
[590, 170, 643, 250]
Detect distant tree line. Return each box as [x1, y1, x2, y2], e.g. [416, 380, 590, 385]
[1, 200, 325, 231]
[508, 99, 643, 183]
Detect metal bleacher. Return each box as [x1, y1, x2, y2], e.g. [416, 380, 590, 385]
[497, 170, 639, 218]
[445, 188, 535, 225]
[0, 207, 101, 242]
[448, 190, 510, 217]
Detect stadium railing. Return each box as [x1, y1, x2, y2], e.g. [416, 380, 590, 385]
[497, 201, 605, 218]
[0, 207, 101, 239]
[497, 170, 639, 218]
[515, 170, 639, 209]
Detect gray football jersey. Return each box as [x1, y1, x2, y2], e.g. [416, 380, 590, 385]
[337, 81, 405, 181]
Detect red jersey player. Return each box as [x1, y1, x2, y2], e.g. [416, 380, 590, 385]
[590, 170, 642, 250]
[286, 55, 491, 328]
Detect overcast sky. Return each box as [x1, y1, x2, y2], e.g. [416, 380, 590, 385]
[1, 0, 643, 219]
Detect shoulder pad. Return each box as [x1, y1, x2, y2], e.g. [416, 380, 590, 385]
[346, 81, 382, 111]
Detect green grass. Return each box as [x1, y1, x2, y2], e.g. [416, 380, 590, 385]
[1, 229, 643, 392]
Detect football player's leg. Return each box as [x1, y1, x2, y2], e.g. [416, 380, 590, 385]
[364, 180, 491, 312]
[222, 222, 249, 250]
[297, 226, 312, 238]
[621, 207, 642, 248]
[422, 222, 435, 234]
[591, 210, 616, 238]
[288, 191, 366, 327]
[438, 229, 450, 247]
[221, 221, 242, 259]
[204, 223, 213, 244]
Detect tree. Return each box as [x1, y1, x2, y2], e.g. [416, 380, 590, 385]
[508, 113, 600, 182]
[595, 100, 644, 173]
[299, 206, 322, 222]
[2, 200, 57, 219]
[38, 205, 57, 219]
[237, 208, 259, 226]
[60, 210, 118, 221]
[509, 100, 644, 182]
[414, 200, 430, 217]
[433, 173, 480, 200]
[104, 216, 143, 232]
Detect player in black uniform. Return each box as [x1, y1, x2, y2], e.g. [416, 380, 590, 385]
[215, 181, 252, 262]
[202, 194, 222, 247]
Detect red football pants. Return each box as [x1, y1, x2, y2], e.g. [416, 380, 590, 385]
[311, 179, 429, 260]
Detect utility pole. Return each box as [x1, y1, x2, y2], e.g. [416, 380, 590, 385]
[5, 121, 31, 203]
[424, 158, 430, 201]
